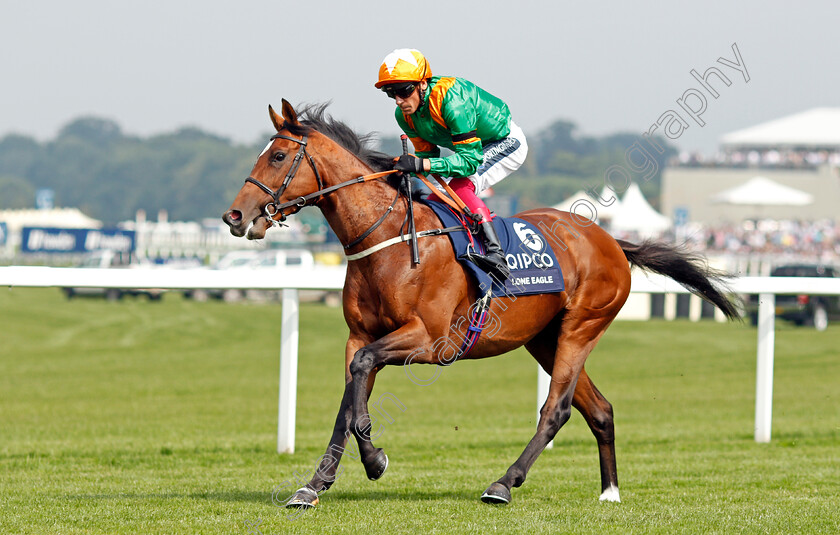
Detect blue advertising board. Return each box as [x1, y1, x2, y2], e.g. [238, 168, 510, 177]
[21, 227, 136, 254]
[0, 222, 7, 246]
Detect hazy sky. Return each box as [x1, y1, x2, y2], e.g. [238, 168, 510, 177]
[1, 1, 837, 154]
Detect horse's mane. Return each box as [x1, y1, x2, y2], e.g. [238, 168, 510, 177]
[284, 103, 396, 177]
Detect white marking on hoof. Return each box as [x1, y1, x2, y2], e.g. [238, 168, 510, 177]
[599, 485, 621, 503]
[481, 491, 510, 504]
[286, 487, 319, 508]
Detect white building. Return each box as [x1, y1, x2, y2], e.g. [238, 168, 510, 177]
[662, 108, 840, 225]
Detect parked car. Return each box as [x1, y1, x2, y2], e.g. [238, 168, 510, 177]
[214, 250, 262, 270]
[185, 249, 341, 305]
[249, 249, 315, 271]
[219, 249, 314, 302]
[248, 249, 341, 305]
[63, 250, 164, 301]
[746, 264, 840, 331]
[182, 250, 260, 302]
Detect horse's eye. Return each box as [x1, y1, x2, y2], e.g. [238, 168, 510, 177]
[272, 152, 286, 163]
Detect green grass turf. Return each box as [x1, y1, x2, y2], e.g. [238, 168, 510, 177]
[1, 288, 838, 534]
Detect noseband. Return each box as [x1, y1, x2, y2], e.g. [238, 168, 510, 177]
[244, 133, 324, 226]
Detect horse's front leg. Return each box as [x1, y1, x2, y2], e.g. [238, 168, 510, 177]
[284, 337, 375, 509]
[347, 320, 434, 483]
[285, 320, 436, 509]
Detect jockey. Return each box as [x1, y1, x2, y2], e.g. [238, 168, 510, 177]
[375, 48, 528, 281]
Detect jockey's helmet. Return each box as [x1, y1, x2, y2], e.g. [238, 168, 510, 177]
[375, 48, 432, 89]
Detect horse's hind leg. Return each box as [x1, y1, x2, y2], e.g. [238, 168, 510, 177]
[481, 314, 617, 505]
[523, 326, 620, 503]
[573, 368, 620, 502]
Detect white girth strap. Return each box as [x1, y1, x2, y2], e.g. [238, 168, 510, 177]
[345, 228, 458, 261]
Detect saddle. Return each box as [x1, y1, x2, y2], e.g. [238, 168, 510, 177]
[422, 200, 565, 298]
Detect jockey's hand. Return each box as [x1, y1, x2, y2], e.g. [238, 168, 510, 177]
[393, 154, 424, 174]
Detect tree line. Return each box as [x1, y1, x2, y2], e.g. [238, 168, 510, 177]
[0, 115, 675, 225]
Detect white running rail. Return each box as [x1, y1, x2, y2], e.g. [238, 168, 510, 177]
[2, 266, 838, 450]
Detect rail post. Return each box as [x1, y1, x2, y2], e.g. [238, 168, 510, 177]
[278, 288, 299, 453]
[754, 292, 776, 443]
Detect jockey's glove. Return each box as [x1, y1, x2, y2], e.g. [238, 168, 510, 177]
[394, 154, 424, 174]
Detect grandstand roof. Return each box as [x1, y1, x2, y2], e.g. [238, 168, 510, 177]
[0, 208, 102, 232]
[720, 107, 840, 149]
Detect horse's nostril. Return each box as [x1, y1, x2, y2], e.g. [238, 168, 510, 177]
[226, 210, 242, 223]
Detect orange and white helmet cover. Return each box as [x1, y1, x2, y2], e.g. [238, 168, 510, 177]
[375, 48, 432, 88]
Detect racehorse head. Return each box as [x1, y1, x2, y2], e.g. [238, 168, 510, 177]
[223, 99, 326, 240]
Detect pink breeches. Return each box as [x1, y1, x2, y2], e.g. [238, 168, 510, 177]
[428, 177, 494, 221]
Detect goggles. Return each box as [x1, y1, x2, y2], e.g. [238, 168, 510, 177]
[382, 83, 417, 99]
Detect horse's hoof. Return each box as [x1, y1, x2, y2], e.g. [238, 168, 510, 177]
[285, 487, 319, 509]
[480, 482, 512, 505]
[365, 449, 389, 481]
[599, 485, 621, 503]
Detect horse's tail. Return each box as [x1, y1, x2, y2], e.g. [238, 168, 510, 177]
[617, 239, 741, 320]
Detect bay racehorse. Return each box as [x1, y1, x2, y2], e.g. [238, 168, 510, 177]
[222, 100, 739, 508]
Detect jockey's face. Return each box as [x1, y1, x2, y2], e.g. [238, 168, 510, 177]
[393, 80, 427, 115]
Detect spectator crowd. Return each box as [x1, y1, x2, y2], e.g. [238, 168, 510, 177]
[681, 219, 840, 259]
[676, 149, 840, 169]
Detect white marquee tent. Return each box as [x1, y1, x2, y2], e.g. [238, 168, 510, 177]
[710, 176, 814, 207]
[551, 190, 589, 212]
[593, 186, 622, 222]
[552, 187, 622, 224]
[610, 183, 671, 237]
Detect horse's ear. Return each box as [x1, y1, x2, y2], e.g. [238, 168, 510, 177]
[281, 98, 299, 125]
[268, 104, 284, 132]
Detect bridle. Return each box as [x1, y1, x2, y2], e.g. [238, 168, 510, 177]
[242, 131, 400, 245]
[244, 133, 325, 226]
[240, 129, 467, 261]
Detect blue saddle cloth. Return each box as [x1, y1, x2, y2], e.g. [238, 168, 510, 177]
[423, 200, 564, 297]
